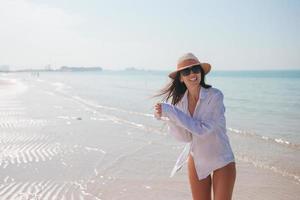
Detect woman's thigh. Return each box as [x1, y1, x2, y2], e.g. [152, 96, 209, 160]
[188, 156, 212, 200]
[212, 162, 236, 200]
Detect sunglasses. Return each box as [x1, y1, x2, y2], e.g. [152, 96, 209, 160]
[179, 65, 201, 76]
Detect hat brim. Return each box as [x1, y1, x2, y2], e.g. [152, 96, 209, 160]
[168, 63, 211, 79]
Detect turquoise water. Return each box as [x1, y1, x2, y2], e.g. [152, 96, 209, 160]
[32, 70, 300, 144]
[14, 70, 300, 182]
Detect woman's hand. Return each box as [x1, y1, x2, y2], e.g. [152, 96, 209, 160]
[154, 103, 162, 119]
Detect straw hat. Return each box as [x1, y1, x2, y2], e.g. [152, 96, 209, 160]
[168, 53, 211, 79]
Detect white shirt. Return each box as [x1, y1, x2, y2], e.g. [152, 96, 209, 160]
[161, 86, 235, 180]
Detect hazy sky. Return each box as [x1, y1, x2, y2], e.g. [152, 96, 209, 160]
[1, 0, 299, 70]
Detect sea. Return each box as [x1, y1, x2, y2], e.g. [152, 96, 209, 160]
[0, 70, 299, 199]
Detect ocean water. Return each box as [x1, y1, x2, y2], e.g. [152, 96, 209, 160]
[1, 70, 300, 199]
[31, 70, 300, 140]
[29, 70, 300, 176]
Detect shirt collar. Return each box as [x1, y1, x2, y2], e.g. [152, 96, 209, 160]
[200, 86, 209, 99]
[182, 86, 208, 103]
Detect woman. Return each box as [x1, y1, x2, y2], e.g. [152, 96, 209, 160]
[154, 53, 236, 200]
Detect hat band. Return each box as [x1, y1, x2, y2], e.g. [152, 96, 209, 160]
[177, 59, 200, 70]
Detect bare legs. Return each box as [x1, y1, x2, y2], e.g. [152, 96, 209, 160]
[212, 162, 236, 200]
[188, 156, 236, 200]
[188, 156, 212, 200]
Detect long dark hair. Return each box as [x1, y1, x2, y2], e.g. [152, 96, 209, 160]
[156, 65, 211, 105]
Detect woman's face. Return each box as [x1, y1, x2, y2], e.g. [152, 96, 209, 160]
[179, 66, 202, 89]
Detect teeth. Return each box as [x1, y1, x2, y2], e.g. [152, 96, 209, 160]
[190, 78, 197, 81]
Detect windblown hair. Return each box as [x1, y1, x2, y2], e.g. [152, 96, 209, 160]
[156, 65, 211, 105]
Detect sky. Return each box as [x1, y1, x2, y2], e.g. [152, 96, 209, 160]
[0, 0, 299, 71]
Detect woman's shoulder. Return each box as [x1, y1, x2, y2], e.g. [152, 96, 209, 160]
[176, 99, 185, 109]
[204, 87, 224, 105]
[176, 91, 188, 107]
[206, 87, 223, 97]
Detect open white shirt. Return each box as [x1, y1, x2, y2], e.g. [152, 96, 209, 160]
[161, 87, 235, 180]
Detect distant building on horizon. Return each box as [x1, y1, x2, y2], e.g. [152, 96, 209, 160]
[3, 66, 103, 73]
[59, 66, 102, 72]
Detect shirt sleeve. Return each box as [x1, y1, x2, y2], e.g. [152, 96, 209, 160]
[166, 120, 192, 143]
[161, 91, 225, 138]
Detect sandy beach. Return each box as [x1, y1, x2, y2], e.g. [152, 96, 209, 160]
[0, 74, 299, 200]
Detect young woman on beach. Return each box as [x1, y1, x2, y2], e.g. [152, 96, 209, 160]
[154, 53, 236, 200]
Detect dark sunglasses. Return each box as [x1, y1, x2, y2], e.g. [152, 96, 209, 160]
[179, 65, 201, 76]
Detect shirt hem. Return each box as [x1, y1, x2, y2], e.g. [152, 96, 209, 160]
[196, 158, 236, 180]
